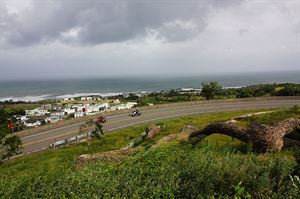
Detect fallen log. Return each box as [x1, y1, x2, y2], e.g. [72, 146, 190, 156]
[190, 118, 300, 152]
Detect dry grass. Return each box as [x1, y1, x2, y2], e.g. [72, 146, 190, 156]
[75, 147, 142, 168]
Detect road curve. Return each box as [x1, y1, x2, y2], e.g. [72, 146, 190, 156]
[21, 99, 300, 154]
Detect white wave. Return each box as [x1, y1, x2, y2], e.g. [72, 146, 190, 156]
[55, 91, 151, 99]
[224, 86, 244, 89]
[0, 94, 52, 102]
[54, 92, 123, 99]
[0, 91, 153, 102]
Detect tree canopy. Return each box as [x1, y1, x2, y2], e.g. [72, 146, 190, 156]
[201, 81, 222, 100]
[79, 119, 104, 139]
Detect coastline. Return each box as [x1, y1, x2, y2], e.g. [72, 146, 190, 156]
[1, 71, 300, 102]
[0, 87, 247, 102]
[0, 91, 149, 102]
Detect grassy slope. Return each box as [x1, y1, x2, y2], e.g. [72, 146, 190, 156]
[1, 108, 300, 198]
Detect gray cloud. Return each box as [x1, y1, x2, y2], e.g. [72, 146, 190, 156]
[1, 0, 241, 47]
[0, 0, 299, 81]
[238, 28, 248, 36]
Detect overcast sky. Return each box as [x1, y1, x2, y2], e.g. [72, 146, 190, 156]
[0, 0, 299, 80]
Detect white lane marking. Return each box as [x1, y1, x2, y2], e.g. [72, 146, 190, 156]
[31, 147, 48, 153]
[21, 122, 86, 139]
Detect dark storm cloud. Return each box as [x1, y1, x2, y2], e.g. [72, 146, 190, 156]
[1, 0, 240, 47]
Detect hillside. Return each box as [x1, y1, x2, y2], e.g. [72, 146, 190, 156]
[1, 108, 300, 198]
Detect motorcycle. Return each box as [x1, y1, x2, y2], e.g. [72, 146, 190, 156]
[96, 116, 107, 123]
[130, 110, 141, 117]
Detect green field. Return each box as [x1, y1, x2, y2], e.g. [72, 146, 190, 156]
[1, 108, 300, 198]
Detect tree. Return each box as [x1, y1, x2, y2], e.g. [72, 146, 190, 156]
[201, 81, 222, 100]
[66, 113, 75, 120]
[0, 135, 22, 161]
[0, 108, 22, 162]
[79, 119, 104, 139]
[40, 119, 46, 125]
[167, 89, 179, 97]
[277, 84, 300, 96]
[190, 118, 300, 152]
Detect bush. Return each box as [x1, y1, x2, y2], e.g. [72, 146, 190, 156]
[277, 85, 300, 96]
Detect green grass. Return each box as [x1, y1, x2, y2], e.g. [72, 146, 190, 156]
[1, 108, 300, 198]
[238, 105, 300, 126]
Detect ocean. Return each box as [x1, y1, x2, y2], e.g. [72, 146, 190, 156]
[0, 71, 299, 102]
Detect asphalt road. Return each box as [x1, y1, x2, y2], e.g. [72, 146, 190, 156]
[21, 99, 300, 154]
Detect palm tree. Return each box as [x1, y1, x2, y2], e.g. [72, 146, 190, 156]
[201, 81, 222, 100]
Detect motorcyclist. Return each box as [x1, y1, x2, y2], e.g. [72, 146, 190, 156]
[132, 109, 140, 116]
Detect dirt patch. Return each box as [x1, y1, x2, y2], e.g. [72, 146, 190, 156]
[177, 125, 199, 141]
[233, 111, 274, 120]
[76, 147, 141, 168]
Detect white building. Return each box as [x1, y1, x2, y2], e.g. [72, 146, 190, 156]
[99, 103, 110, 110]
[111, 104, 127, 110]
[126, 102, 138, 108]
[45, 116, 60, 124]
[177, 88, 201, 94]
[16, 115, 28, 122]
[73, 104, 88, 113]
[24, 120, 41, 127]
[50, 111, 65, 119]
[25, 108, 50, 116]
[64, 108, 76, 115]
[63, 97, 75, 101]
[74, 112, 85, 118]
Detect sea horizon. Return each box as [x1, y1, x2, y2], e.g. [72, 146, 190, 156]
[0, 71, 299, 102]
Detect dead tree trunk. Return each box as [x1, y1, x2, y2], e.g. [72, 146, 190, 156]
[189, 118, 300, 152]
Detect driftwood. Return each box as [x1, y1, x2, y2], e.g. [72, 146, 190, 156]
[190, 118, 300, 152]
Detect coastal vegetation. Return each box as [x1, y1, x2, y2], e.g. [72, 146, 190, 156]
[134, 83, 300, 105]
[200, 81, 222, 100]
[1, 83, 299, 107]
[1, 108, 300, 198]
[0, 109, 23, 161]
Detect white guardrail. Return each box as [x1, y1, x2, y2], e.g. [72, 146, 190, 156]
[49, 132, 92, 149]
